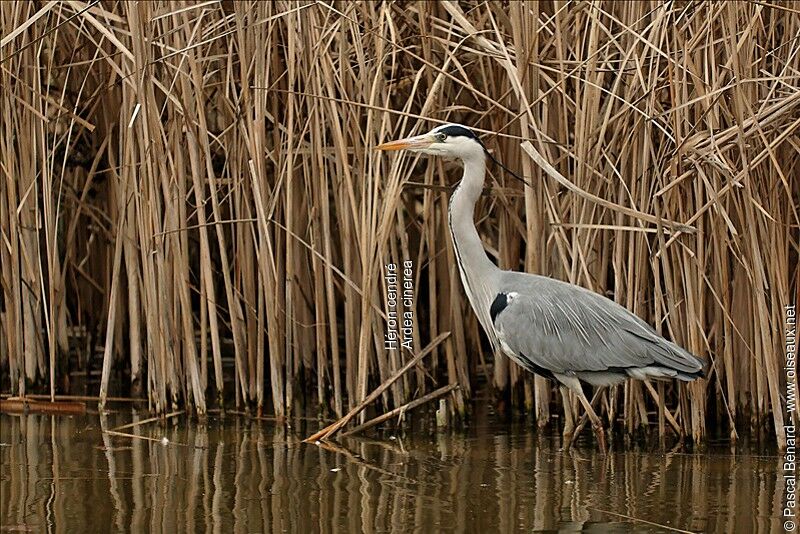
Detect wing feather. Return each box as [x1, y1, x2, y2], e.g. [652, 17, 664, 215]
[492, 274, 704, 376]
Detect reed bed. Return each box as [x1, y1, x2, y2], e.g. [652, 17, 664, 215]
[0, 1, 797, 447]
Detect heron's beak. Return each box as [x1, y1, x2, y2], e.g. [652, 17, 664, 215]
[375, 134, 434, 152]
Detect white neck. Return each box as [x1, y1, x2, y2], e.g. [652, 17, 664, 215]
[448, 153, 500, 343]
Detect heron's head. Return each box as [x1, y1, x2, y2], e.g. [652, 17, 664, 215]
[376, 123, 486, 162]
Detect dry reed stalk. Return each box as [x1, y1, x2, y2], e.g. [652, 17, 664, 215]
[109, 409, 183, 432]
[0, 1, 797, 447]
[303, 331, 450, 443]
[0, 393, 145, 402]
[0, 398, 85, 415]
[341, 383, 459, 437]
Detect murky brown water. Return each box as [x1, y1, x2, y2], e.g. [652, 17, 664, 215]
[0, 403, 787, 533]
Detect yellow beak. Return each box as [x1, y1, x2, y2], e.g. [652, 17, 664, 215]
[375, 134, 434, 151]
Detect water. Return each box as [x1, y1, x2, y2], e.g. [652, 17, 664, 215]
[0, 404, 787, 533]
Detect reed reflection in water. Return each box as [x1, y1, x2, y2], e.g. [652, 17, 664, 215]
[0, 410, 786, 533]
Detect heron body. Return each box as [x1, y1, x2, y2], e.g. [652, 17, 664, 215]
[377, 123, 706, 449]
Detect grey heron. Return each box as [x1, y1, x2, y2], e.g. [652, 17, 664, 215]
[376, 123, 706, 450]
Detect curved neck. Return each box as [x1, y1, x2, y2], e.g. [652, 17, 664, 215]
[448, 154, 496, 277]
[448, 154, 499, 342]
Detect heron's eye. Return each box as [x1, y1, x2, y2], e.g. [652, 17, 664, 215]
[436, 133, 447, 142]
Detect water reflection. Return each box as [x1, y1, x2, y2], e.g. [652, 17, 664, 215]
[0, 409, 786, 533]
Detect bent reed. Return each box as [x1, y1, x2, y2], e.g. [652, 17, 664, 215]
[0, 1, 797, 448]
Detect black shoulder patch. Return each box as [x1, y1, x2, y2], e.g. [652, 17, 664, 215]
[438, 125, 478, 140]
[489, 293, 509, 323]
[519, 353, 555, 380]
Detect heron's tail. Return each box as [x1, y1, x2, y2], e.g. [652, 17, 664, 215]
[675, 368, 706, 381]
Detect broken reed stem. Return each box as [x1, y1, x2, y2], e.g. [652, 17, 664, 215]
[108, 410, 184, 433]
[304, 332, 450, 443]
[102, 429, 191, 447]
[587, 508, 695, 534]
[0, 398, 86, 415]
[0, 394, 146, 403]
[342, 383, 459, 437]
[520, 142, 695, 233]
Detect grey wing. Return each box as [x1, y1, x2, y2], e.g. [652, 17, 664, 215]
[492, 278, 704, 377]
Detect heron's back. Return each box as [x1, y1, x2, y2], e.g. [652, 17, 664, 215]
[489, 271, 706, 380]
